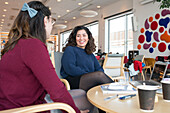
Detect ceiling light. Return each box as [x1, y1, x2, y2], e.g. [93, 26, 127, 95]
[97, 6, 101, 8]
[57, 0, 61, 2]
[3, 9, 7, 12]
[49, 7, 51, 10]
[1, 22, 4, 24]
[54, 24, 67, 29]
[80, 10, 98, 17]
[64, 21, 67, 23]
[0, 25, 3, 26]
[5, 2, 8, 4]
[73, 17, 76, 19]
[57, 15, 61, 18]
[2, 19, 4, 21]
[78, 3, 82, 6]
[2, 15, 5, 17]
[66, 10, 70, 13]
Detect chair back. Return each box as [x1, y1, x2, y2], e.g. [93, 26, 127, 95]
[49, 52, 68, 113]
[51, 52, 63, 79]
[0, 102, 76, 113]
[103, 54, 125, 80]
[144, 58, 156, 68]
[134, 55, 144, 62]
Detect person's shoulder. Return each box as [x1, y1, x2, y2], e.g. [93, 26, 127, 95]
[19, 38, 45, 47]
[19, 38, 43, 44]
[18, 38, 46, 52]
[65, 46, 75, 51]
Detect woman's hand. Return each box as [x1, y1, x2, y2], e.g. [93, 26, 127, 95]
[80, 109, 90, 113]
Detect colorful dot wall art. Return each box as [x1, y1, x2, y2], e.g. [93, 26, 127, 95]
[137, 9, 170, 53]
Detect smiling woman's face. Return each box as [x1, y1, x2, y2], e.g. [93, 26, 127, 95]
[76, 29, 89, 49]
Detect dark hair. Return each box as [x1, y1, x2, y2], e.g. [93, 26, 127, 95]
[62, 26, 96, 54]
[1, 1, 51, 56]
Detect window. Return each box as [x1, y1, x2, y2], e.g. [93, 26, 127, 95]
[47, 35, 57, 58]
[60, 30, 72, 51]
[54, 35, 58, 51]
[106, 13, 133, 55]
[85, 22, 98, 52]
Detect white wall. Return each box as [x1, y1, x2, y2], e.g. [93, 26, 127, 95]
[133, 1, 170, 58]
[55, 0, 169, 58]
[56, 0, 133, 52]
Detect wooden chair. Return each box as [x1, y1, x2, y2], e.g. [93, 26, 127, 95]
[144, 58, 155, 68]
[103, 53, 125, 81]
[47, 52, 71, 113]
[50, 52, 96, 113]
[134, 55, 144, 62]
[0, 102, 76, 113]
[143, 58, 156, 77]
[134, 55, 156, 80]
[51, 51, 70, 90]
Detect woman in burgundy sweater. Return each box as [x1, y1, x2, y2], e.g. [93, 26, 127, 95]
[0, 1, 90, 113]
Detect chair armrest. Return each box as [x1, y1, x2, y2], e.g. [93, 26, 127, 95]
[60, 79, 70, 90]
[0, 102, 76, 113]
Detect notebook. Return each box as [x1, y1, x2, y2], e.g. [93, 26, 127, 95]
[101, 83, 137, 94]
[129, 62, 168, 88]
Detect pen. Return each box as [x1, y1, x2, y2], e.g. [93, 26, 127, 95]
[119, 94, 136, 100]
[104, 94, 119, 101]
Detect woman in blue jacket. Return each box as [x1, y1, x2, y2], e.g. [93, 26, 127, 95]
[61, 26, 113, 91]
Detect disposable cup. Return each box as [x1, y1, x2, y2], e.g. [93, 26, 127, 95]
[137, 85, 158, 112]
[161, 80, 170, 102]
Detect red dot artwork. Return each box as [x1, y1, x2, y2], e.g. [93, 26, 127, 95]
[152, 42, 157, 48]
[149, 17, 153, 22]
[140, 28, 145, 33]
[158, 42, 166, 52]
[138, 35, 145, 43]
[137, 44, 141, 49]
[159, 27, 164, 33]
[138, 9, 170, 53]
[160, 31, 170, 43]
[155, 13, 160, 19]
[151, 21, 158, 30]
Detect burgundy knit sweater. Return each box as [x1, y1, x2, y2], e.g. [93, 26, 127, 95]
[0, 38, 80, 113]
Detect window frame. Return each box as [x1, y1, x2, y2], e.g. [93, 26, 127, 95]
[85, 22, 99, 53]
[105, 11, 133, 56]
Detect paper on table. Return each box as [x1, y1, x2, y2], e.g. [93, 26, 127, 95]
[101, 84, 137, 94]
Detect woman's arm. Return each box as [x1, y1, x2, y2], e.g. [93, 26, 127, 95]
[21, 39, 80, 113]
[61, 46, 88, 76]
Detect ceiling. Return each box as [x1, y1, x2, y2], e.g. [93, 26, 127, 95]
[0, 0, 118, 32]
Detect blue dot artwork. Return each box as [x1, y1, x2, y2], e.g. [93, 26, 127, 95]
[149, 48, 154, 53]
[145, 31, 152, 42]
[168, 44, 170, 50]
[159, 17, 170, 28]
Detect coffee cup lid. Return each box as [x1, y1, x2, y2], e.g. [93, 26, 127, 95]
[137, 85, 159, 90]
[161, 79, 170, 84]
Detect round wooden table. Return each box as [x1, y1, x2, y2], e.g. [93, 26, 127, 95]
[87, 84, 170, 113]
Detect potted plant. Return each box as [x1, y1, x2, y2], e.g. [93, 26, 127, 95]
[154, 0, 170, 9]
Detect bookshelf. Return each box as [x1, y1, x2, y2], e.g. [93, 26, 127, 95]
[0, 33, 58, 58]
